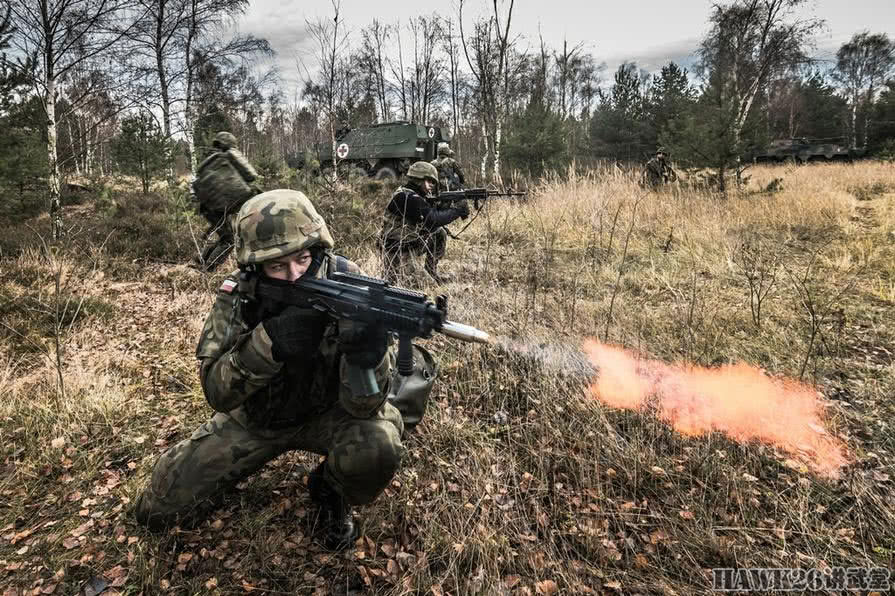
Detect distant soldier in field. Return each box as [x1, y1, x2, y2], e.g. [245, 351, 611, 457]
[192, 131, 262, 271]
[135, 189, 436, 550]
[431, 142, 465, 192]
[640, 147, 677, 189]
[381, 161, 469, 284]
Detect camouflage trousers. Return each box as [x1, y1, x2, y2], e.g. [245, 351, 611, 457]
[134, 401, 404, 529]
[380, 224, 447, 281]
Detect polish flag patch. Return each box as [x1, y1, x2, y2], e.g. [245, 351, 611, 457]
[219, 279, 238, 294]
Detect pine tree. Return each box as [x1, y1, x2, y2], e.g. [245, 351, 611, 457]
[113, 112, 171, 194]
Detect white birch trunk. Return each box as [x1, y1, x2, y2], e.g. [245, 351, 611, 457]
[97, 128, 104, 177]
[480, 121, 489, 180]
[85, 122, 93, 177]
[493, 119, 502, 184]
[46, 75, 62, 240]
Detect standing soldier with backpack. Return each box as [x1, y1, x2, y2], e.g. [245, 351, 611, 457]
[431, 142, 465, 192]
[192, 132, 262, 271]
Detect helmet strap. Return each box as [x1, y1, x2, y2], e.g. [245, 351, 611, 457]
[304, 247, 325, 279]
[237, 266, 258, 302]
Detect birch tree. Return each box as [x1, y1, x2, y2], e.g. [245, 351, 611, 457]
[459, 0, 516, 183]
[8, 0, 137, 239]
[304, 0, 347, 181]
[442, 19, 462, 142]
[180, 0, 269, 173]
[699, 0, 821, 173]
[408, 15, 445, 123]
[834, 32, 895, 150]
[358, 19, 391, 122]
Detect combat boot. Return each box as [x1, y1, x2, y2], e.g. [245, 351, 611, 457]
[308, 461, 358, 550]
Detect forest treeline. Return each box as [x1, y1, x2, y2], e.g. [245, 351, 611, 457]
[1, 0, 894, 232]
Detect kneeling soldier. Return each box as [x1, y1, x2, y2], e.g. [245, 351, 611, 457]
[135, 189, 434, 549]
[380, 161, 468, 283]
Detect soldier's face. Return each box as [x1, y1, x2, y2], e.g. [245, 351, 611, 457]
[423, 179, 435, 194]
[262, 249, 313, 282]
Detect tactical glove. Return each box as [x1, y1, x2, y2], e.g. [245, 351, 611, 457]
[338, 320, 388, 369]
[262, 306, 327, 362]
[454, 200, 470, 220]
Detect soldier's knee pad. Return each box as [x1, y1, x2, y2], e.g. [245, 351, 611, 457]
[329, 420, 403, 504]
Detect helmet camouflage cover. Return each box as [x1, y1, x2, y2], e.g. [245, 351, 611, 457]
[407, 161, 438, 183]
[214, 131, 238, 150]
[656, 146, 668, 156]
[235, 189, 334, 265]
[437, 142, 451, 157]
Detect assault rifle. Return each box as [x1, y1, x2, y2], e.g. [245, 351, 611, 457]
[254, 271, 490, 398]
[436, 187, 527, 210]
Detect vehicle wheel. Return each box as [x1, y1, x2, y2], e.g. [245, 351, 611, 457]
[347, 165, 369, 180]
[375, 166, 397, 180]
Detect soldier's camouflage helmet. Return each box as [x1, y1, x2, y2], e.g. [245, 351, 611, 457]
[656, 147, 668, 156]
[407, 161, 438, 184]
[214, 131, 238, 150]
[437, 142, 451, 157]
[447, 148, 456, 157]
[234, 189, 334, 266]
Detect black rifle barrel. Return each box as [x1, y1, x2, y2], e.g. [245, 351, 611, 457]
[437, 187, 527, 203]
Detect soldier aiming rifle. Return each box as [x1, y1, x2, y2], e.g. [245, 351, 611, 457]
[136, 189, 489, 550]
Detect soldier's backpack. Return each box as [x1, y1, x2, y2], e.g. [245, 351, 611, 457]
[193, 151, 255, 215]
[431, 158, 450, 192]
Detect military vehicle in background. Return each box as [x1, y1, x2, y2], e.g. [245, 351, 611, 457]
[751, 137, 866, 163]
[310, 121, 450, 179]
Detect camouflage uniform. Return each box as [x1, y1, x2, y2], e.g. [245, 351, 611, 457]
[641, 148, 677, 189]
[194, 132, 261, 271]
[380, 161, 467, 283]
[136, 190, 435, 546]
[431, 143, 465, 192]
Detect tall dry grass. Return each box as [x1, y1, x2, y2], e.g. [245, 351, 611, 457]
[0, 163, 893, 595]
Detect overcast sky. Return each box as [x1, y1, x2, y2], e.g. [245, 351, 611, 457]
[235, 0, 894, 98]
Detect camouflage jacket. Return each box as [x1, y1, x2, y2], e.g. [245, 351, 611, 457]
[381, 186, 461, 243]
[195, 254, 392, 428]
[431, 157, 465, 192]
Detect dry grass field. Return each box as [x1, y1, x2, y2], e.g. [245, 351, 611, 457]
[0, 162, 893, 595]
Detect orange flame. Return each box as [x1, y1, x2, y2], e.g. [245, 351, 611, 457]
[582, 340, 848, 477]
